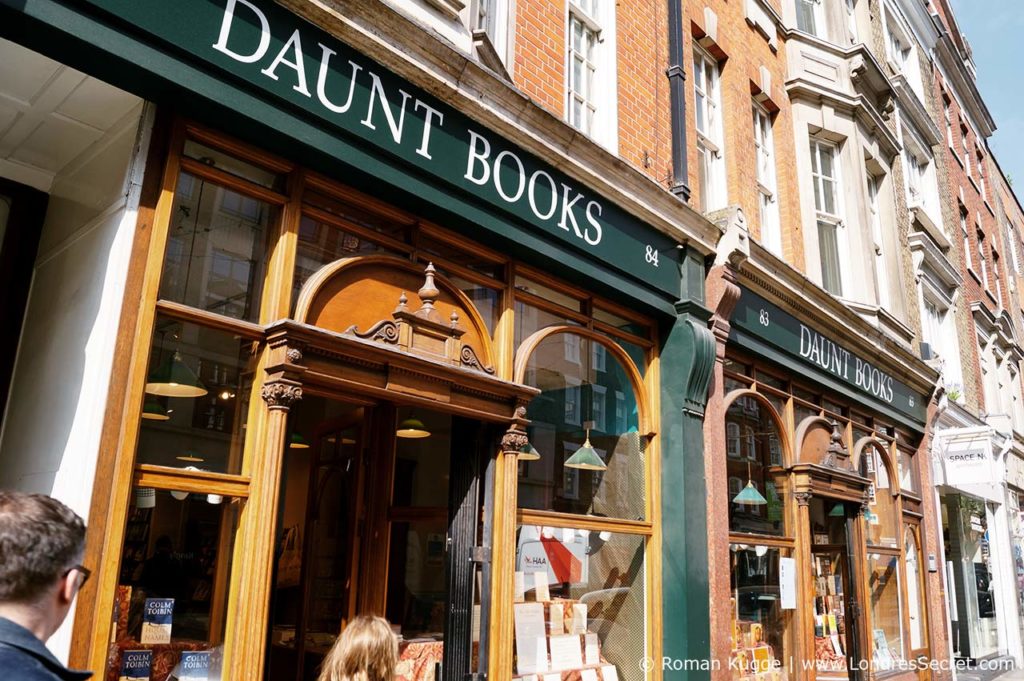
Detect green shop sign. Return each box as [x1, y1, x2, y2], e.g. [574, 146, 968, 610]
[731, 288, 927, 423]
[79, 0, 680, 295]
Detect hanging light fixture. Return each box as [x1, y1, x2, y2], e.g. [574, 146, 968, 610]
[289, 432, 310, 449]
[145, 351, 207, 398]
[829, 503, 847, 517]
[518, 442, 541, 461]
[176, 452, 204, 463]
[732, 461, 768, 506]
[564, 427, 607, 471]
[141, 400, 171, 421]
[396, 416, 431, 439]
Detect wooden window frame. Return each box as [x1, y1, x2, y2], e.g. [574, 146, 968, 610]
[72, 116, 662, 681]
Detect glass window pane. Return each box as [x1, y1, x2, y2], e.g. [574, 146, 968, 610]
[519, 334, 645, 520]
[139, 317, 255, 475]
[905, 531, 924, 650]
[593, 307, 651, 339]
[867, 553, 904, 669]
[267, 397, 365, 677]
[417, 234, 504, 280]
[513, 526, 645, 681]
[160, 173, 275, 321]
[821, 178, 836, 215]
[292, 215, 405, 309]
[818, 221, 842, 296]
[863, 448, 899, 548]
[449, 274, 500, 335]
[796, 0, 817, 34]
[514, 301, 582, 349]
[393, 408, 452, 508]
[386, 518, 449, 638]
[727, 396, 787, 536]
[303, 189, 414, 242]
[729, 545, 793, 681]
[183, 140, 286, 191]
[106, 488, 239, 681]
[515, 275, 584, 311]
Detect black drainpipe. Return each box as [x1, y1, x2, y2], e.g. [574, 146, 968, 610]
[666, 0, 691, 202]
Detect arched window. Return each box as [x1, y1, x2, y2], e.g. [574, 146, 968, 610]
[860, 443, 899, 549]
[517, 331, 645, 519]
[725, 393, 787, 536]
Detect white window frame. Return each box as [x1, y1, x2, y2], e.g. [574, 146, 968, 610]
[565, 0, 618, 151]
[961, 208, 972, 272]
[472, 0, 510, 66]
[978, 224, 990, 290]
[565, 374, 582, 426]
[962, 126, 972, 178]
[753, 102, 781, 253]
[795, 0, 825, 38]
[591, 383, 608, 433]
[884, 7, 924, 99]
[977, 149, 987, 200]
[867, 173, 890, 309]
[564, 333, 581, 364]
[844, 0, 859, 43]
[809, 137, 845, 296]
[944, 96, 954, 148]
[694, 46, 726, 212]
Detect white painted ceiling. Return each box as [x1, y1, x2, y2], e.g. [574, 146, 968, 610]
[0, 37, 140, 192]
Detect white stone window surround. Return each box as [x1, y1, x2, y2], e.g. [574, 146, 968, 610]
[866, 171, 890, 310]
[794, 0, 827, 40]
[753, 101, 781, 254]
[918, 276, 963, 392]
[564, 0, 618, 153]
[808, 135, 848, 296]
[898, 121, 942, 230]
[693, 45, 727, 212]
[471, 0, 511, 66]
[881, 2, 925, 102]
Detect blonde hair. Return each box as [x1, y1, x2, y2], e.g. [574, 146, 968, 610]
[319, 615, 399, 681]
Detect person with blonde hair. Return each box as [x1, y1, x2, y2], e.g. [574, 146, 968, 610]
[319, 615, 399, 681]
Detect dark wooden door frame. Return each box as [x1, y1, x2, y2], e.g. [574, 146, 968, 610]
[0, 177, 48, 425]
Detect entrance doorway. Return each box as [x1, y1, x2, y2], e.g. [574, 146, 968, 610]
[809, 497, 862, 681]
[266, 395, 493, 681]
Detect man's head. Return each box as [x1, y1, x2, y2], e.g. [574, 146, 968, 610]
[0, 491, 87, 641]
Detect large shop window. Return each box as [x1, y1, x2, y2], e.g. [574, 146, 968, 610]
[107, 315, 256, 681]
[514, 330, 651, 681]
[861, 445, 899, 549]
[726, 394, 786, 536]
[96, 121, 662, 681]
[724, 391, 793, 681]
[904, 528, 925, 651]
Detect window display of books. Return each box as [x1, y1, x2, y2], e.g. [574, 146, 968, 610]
[512, 571, 619, 681]
[812, 555, 847, 673]
[728, 607, 782, 681]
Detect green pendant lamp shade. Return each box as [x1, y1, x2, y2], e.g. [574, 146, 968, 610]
[518, 442, 541, 461]
[564, 429, 607, 471]
[141, 400, 170, 421]
[289, 432, 310, 449]
[396, 417, 431, 439]
[829, 503, 847, 517]
[732, 481, 768, 505]
[145, 351, 207, 398]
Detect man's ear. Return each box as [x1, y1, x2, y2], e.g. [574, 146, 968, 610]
[58, 571, 80, 605]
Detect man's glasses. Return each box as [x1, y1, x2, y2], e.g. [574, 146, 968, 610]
[65, 564, 91, 587]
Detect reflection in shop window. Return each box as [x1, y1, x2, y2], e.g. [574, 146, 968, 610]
[904, 530, 924, 650]
[729, 545, 793, 681]
[159, 172, 275, 322]
[867, 553, 904, 670]
[138, 317, 254, 475]
[726, 396, 787, 536]
[513, 525, 645, 681]
[519, 334, 644, 520]
[106, 489, 240, 681]
[862, 446, 898, 549]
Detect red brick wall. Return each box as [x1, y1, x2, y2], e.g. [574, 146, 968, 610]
[681, 2, 804, 269]
[511, 0, 671, 185]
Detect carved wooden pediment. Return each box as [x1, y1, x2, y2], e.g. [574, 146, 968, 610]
[295, 256, 495, 375]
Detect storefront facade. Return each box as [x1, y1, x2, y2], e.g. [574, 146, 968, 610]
[705, 243, 947, 681]
[0, 1, 721, 680]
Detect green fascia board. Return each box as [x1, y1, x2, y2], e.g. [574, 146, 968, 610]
[729, 327, 926, 432]
[0, 0, 683, 312]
